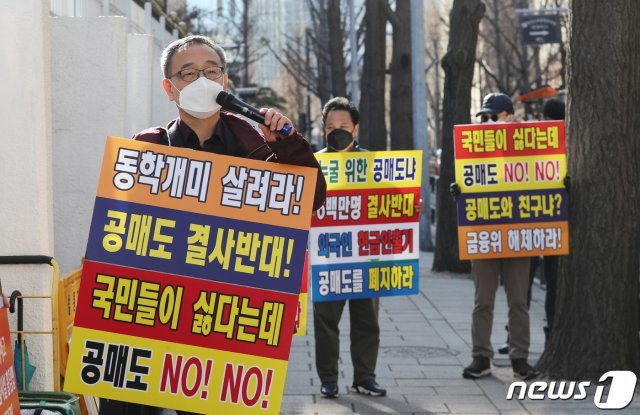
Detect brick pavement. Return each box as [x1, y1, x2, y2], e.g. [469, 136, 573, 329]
[279, 251, 640, 414]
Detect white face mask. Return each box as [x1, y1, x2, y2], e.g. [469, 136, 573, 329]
[172, 76, 223, 119]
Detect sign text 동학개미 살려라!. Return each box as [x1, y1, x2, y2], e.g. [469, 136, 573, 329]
[64, 136, 318, 415]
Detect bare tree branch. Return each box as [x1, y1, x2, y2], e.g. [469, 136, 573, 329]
[380, 0, 400, 27]
[476, 58, 502, 88]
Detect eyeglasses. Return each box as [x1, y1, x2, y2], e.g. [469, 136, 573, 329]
[481, 114, 500, 123]
[168, 66, 225, 82]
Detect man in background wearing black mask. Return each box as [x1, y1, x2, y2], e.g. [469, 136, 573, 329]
[316, 97, 361, 153]
[313, 97, 386, 399]
[314, 97, 425, 399]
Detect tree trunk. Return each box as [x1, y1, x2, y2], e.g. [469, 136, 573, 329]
[432, 0, 485, 272]
[492, 0, 504, 85]
[434, 60, 441, 149]
[359, 0, 387, 150]
[242, 0, 252, 86]
[328, 0, 347, 97]
[538, 1, 640, 380]
[517, 1, 531, 119]
[315, 0, 333, 105]
[559, 20, 567, 89]
[389, 0, 413, 150]
[432, 35, 442, 150]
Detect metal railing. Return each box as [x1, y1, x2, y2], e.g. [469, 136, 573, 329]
[1, 255, 61, 392]
[50, 0, 186, 38]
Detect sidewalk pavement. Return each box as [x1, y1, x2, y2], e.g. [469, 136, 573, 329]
[280, 250, 640, 414]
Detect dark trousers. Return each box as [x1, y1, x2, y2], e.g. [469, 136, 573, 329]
[313, 298, 380, 383]
[99, 399, 198, 415]
[543, 256, 558, 329]
[528, 255, 558, 329]
[471, 257, 531, 359]
[98, 399, 155, 415]
[527, 256, 538, 307]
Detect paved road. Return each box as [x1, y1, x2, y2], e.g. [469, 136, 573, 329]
[279, 251, 640, 414]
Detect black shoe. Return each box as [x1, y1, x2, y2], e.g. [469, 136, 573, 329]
[498, 325, 509, 354]
[497, 342, 509, 354]
[463, 356, 491, 379]
[351, 379, 386, 396]
[511, 359, 539, 380]
[320, 381, 339, 398]
[543, 326, 551, 351]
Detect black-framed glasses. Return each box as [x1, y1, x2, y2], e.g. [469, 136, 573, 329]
[481, 114, 499, 123]
[168, 66, 225, 82]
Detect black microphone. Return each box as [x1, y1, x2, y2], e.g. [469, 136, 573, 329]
[216, 91, 293, 136]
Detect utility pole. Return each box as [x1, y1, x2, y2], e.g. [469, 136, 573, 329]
[410, 0, 433, 251]
[348, 0, 359, 107]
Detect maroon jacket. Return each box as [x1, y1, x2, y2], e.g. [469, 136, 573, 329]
[133, 111, 326, 211]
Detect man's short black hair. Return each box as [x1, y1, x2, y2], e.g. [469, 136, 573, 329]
[322, 97, 359, 126]
[543, 98, 565, 120]
[161, 35, 227, 78]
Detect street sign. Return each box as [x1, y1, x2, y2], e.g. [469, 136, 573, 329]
[519, 13, 562, 45]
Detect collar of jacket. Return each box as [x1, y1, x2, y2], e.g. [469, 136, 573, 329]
[317, 140, 364, 153]
[166, 111, 275, 161]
